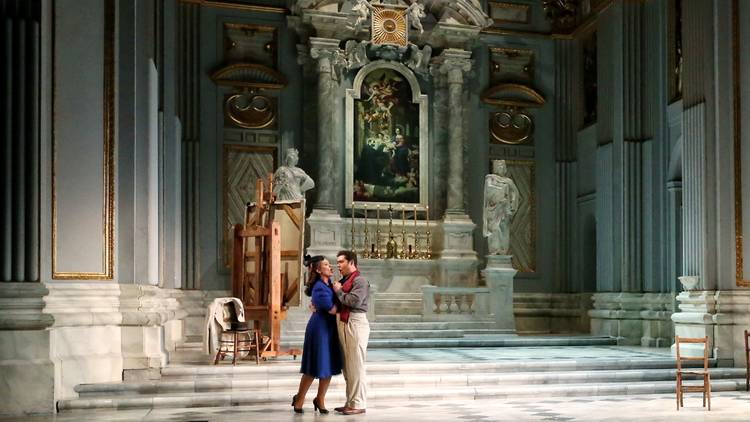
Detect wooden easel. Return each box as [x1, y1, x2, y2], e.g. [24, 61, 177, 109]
[231, 176, 302, 360]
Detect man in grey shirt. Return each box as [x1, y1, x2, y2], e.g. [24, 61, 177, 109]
[332, 250, 370, 415]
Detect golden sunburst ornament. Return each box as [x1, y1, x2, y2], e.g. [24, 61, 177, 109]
[371, 5, 408, 47]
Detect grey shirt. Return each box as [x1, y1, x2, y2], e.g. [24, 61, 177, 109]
[336, 273, 369, 313]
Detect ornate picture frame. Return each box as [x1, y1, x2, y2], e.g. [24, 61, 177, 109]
[345, 61, 429, 210]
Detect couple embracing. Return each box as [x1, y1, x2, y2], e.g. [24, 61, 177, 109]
[292, 250, 370, 415]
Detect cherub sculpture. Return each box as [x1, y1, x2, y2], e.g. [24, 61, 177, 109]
[351, 0, 374, 32]
[405, 1, 426, 34]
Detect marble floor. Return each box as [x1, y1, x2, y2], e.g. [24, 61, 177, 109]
[5, 392, 750, 422]
[10, 346, 749, 421]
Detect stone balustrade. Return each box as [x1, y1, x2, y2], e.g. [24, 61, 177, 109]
[421, 286, 491, 321]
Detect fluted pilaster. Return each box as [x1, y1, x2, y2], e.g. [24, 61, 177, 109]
[679, 0, 716, 289]
[553, 40, 577, 292]
[177, 2, 201, 288]
[617, 1, 646, 292]
[681, 103, 710, 283]
[1, 0, 41, 283]
[432, 49, 472, 215]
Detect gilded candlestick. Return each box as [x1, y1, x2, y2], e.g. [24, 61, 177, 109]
[375, 204, 381, 259]
[412, 204, 419, 259]
[425, 205, 431, 259]
[400, 205, 407, 259]
[351, 202, 356, 251]
[362, 204, 369, 258]
[385, 205, 397, 259]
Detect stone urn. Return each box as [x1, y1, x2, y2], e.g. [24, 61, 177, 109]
[678, 275, 700, 291]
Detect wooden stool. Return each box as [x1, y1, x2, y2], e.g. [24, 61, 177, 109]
[213, 324, 262, 365]
[675, 335, 711, 411]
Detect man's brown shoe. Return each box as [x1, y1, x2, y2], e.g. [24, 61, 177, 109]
[334, 406, 349, 413]
[341, 408, 366, 415]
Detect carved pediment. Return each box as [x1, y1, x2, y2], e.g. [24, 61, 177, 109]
[210, 63, 287, 91]
[480, 83, 545, 108]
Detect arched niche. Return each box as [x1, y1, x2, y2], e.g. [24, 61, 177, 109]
[345, 61, 429, 210]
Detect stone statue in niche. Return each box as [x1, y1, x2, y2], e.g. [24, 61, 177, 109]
[483, 160, 520, 255]
[272, 148, 315, 202]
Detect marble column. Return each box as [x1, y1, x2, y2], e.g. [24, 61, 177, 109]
[432, 49, 477, 286]
[309, 37, 340, 211]
[434, 49, 472, 215]
[305, 38, 345, 256]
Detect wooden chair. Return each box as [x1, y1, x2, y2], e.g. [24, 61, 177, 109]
[744, 329, 749, 391]
[213, 302, 262, 365]
[675, 335, 711, 411]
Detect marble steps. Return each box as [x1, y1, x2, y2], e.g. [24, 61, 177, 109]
[73, 367, 747, 397]
[281, 335, 616, 349]
[160, 357, 704, 379]
[284, 328, 466, 340]
[375, 315, 423, 322]
[59, 376, 748, 411]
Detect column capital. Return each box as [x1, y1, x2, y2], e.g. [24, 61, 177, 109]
[308, 37, 346, 77]
[431, 49, 473, 84]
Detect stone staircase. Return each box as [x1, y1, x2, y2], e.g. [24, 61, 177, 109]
[58, 347, 747, 412]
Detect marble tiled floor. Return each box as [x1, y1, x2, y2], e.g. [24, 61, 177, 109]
[5, 392, 750, 421]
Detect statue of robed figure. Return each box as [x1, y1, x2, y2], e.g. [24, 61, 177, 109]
[483, 160, 520, 255]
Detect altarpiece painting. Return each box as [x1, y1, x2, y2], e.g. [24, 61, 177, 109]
[346, 62, 429, 209]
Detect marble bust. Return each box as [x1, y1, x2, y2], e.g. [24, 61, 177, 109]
[482, 160, 520, 255]
[272, 148, 315, 202]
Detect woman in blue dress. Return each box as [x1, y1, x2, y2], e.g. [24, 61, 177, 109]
[292, 255, 343, 414]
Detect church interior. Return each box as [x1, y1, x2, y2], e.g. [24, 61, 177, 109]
[3, 0, 750, 420]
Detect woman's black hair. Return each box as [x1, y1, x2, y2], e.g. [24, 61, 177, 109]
[303, 254, 325, 297]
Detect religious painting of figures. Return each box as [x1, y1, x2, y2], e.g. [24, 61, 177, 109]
[352, 68, 420, 204]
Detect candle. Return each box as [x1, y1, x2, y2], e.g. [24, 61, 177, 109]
[414, 204, 417, 227]
[402, 205, 406, 228]
[364, 203, 367, 223]
[426, 205, 429, 229]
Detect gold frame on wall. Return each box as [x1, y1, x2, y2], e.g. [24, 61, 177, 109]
[52, 0, 115, 280]
[732, 0, 749, 287]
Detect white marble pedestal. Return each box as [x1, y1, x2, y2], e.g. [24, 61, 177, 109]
[306, 209, 345, 257]
[439, 215, 478, 286]
[482, 255, 517, 332]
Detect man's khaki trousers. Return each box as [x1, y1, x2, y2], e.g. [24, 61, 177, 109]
[337, 312, 370, 409]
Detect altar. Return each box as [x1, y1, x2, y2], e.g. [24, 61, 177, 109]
[281, 0, 526, 333]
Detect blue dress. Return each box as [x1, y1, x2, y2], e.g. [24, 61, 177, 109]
[300, 279, 343, 378]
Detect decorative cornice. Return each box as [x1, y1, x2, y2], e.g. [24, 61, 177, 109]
[178, 0, 287, 14]
[210, 63, 287, 91]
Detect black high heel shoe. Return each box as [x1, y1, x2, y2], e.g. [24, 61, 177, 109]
[313, 398, 329, 414]
[292, 395, 304, 414]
